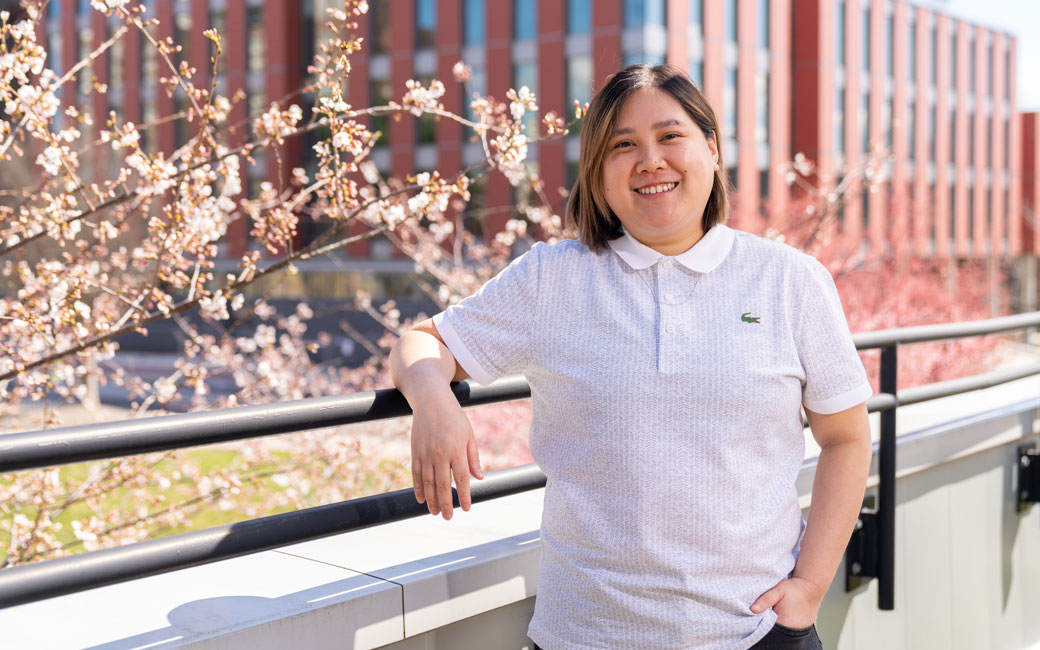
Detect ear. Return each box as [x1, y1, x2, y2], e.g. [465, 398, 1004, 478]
[706, 132, 720, 168]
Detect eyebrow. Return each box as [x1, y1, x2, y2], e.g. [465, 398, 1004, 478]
[610, 119, 684, 137]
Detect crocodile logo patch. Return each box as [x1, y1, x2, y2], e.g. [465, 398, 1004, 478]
[741, 312, 761, 324]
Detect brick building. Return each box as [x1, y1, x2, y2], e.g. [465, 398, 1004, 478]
[38, 0, 1040, 301]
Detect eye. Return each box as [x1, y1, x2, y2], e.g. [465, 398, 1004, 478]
[612, 140, 634, 149]
[662, 132, 682, 141]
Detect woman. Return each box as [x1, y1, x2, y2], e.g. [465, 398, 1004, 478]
[390, 64, 872, 650]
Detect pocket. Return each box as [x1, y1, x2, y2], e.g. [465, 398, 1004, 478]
[771, 621, 814, 637]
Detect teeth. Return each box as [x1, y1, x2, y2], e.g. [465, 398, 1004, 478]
[635, 182, 677, 195]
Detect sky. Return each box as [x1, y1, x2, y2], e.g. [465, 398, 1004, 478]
[912, 0, 1040, 111]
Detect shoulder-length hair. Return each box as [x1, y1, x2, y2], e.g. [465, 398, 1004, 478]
[565, 64, 730, 253]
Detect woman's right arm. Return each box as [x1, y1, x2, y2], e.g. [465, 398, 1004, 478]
[389, 318, 483, 521]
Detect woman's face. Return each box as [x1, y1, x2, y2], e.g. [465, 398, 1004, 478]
[599, 87, 719, 256]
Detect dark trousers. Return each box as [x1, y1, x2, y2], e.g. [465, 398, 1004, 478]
[533, 623, 822, 650]
[749, 623, 823, 649]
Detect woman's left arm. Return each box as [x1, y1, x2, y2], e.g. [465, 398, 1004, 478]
[751, 402, 872, 628]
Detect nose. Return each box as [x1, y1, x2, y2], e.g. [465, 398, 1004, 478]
[635, 145, 666, 174]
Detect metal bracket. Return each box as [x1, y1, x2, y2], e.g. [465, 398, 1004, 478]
[1017, 445, 1040, 513]
[845, 497, 878, 593]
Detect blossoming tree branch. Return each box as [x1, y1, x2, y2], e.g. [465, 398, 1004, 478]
[0, 0, 571, 565]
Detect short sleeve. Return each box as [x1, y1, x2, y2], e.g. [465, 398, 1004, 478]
[432, 243, 543, 386]
[794, 257, 873, 414]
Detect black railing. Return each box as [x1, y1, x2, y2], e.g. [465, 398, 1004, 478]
[1, 312, 1040, 611]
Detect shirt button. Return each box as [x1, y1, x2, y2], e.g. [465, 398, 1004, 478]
[664, 292, 675, 302]
[666, 324, 676, 334]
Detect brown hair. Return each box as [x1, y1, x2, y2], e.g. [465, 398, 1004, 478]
[565, 64, 729, 252]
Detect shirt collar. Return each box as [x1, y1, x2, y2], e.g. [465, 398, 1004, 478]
[607, 224, 735, 273]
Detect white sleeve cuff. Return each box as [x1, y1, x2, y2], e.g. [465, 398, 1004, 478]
[803, 381, 874, 415]
[431, 311, 497, 386]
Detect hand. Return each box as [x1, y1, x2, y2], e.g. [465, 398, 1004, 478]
[750, 576, 824, 630]
[410, 397, 483, 520]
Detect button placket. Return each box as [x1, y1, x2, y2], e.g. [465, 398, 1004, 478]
[657, 261, 683, 373]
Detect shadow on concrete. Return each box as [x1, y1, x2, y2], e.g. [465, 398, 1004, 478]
[80, 531, 539, 650]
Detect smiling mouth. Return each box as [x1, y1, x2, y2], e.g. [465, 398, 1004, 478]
[634, 182, 678, 195]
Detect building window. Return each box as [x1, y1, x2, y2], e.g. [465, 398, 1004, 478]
[986, 116, 992, 166]
[908, 16, 915, 83]
[689, 60, 703, 86]
[467, 65, 486, 121]
[986, 187, 992, 242]
[723, 66, 737, 141]
[108, 24, 124, 97]
[884, 97, 892, 148]
[969, 35, 976, 91]
[725, 0, 737, 44]
[568, 54, 592, 106]
[835, 0, 845, 67]
[861, 5, 869, 72]
[568, 0, 590, 35]
[515, 60, 539, 134]
[370, 0, 391, 53]
[757, 0, 768, 49]
[1006, 48, 1012, 103]
[47, 1, 63, 79]
[625, 0, 665, 27]
[690, 0, 702, 26]
[515, 0, 537, 40]
[1005, 115, 1010, 168]
[416, 75, 437, 143]
[949, 28, 957, 87]
[930, 25, 937, 85]
[949, 106, 956, 164]
[907, 100, 915, 161]
[967, 185, 974, 243]
[416, 0, 437, 49]
[929, 103, 936, 161]
[754, 71, 768, 144]
[247, 6, 265, 117]
[859, 92, 868, 153]
[624, 52, 665, 66]
[77, 23, 93, 102]
[987, 41, 993, 95]
[861, 189, 869, 236]
[464, 0, 485, 46]
[210, 8, 227, 91]
[834, 89, 845, 158]
[372, 78, 391, 145]
[969, 113, 974, 162]
[885, 14, 894, 78]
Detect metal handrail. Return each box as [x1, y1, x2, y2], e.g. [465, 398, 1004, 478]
[0, 375, 531, 474]
[852, 311, 1040, 349]
[1, 311, 1039, 611]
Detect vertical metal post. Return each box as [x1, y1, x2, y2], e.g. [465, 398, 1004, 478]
[878, 344, 897, 610]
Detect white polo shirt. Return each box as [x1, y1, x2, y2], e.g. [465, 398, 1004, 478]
[433, 225, 872, 650]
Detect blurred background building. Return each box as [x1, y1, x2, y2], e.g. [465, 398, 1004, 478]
[36, 0, 1040, 306]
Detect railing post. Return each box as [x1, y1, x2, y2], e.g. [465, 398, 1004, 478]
[877, 344, 897, 610]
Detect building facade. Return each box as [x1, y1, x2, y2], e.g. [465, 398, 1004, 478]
[38, 0, 1038, 281]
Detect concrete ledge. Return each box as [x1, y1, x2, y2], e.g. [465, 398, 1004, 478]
[4, 374, 1040, 649]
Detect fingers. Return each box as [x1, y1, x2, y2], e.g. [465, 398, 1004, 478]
[454, 454, 471, 512]
[421, 461, 439, 515]
[414, 456, 482, 519]
[412, 461, 426, 505]
[751, 583, 783, 615]
[435, 462, 454, 520]
[468, 437, 484, 480]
